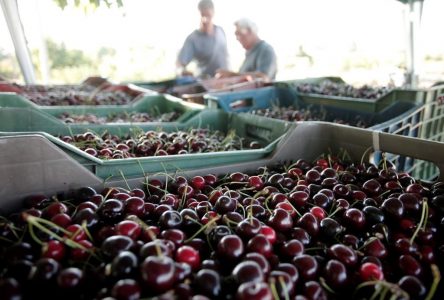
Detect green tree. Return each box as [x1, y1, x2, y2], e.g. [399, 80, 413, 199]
[0, 48, 22, 80]
[53, 0, 123, 10]
[45, 39, 93, 69]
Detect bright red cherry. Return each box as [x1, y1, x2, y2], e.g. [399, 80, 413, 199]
[176, 245, 201, 271]
[260, 225, 276, 244]
[42, 240, 66, 261]
[359, 262, 384, 281]
[116, 220, 142, 240]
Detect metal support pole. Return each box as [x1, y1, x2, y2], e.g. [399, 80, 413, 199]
[0, 0, 36, 84]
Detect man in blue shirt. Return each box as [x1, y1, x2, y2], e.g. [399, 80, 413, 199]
[216, 18, 277, 81]
[177, 0, 228, 78]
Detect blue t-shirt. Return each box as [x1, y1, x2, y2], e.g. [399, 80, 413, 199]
[178, 25, 228, 78]
[239, 40, 277, 80]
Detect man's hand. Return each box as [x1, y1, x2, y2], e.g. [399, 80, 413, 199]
[181, 69, 194, 77]
[215, 69, 238, 79]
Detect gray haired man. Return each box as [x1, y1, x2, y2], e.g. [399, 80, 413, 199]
[216, 18, 277, 81]
[177, 0, 228, 78]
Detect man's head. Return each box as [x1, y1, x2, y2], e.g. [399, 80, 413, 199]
[234, 18, 260, 50]
[198, 0, 215, 33]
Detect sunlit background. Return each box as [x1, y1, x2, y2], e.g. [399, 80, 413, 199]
[1, 0, 443, 86]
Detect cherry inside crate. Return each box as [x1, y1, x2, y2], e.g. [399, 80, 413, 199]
[0, 93, 204, 130]
[205, 85, 422, 129]
[0, 110, 291, 180]
[0, 122, 443, 299]
[0, 81, 152, 108]
[283, 77, 429, 113]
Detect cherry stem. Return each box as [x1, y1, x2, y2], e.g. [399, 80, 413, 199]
[360, 146, 373, 166]
[103, 188, 115, 200]
[264, 194, 273, 214]
[24, 214, 97, 257]
[328, 206, 343, 218]
[278, 276, 290, 300]
[28, 222, 44, 245]
[269, 277, 281, 300]
[304, 246, 326, 252]
[179, 186, 188, 211]
[381, 153, 388, 171]
[81, 221, 94, 242]
[409, 199, 428, 245]
[353, 281, 409, 300]
[319, 277, 337, 295]
[378, 286, 389, 300]
[358, 236, 380, 251]
[284, 201, 302, 217]
[184, 216, 220, 243]
[368, 283, 383, 300]
[126, 215, 162, 257]
[327, 154, 332, 169]
[136, 160, 148, 178]
[119, 170, 131, 191]
[425, 264, 441, 300]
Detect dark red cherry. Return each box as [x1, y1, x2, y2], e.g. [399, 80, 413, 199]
[319, 218, 343, 239]
[195, 269, 221, 298]
[327, 244, 358, 267]
[111, 279, 141, 300]
[275, 263, 299, 286]
[101, 235, 134, 259]
[381, 198, 404, 219]
[398, 255, 422, 277]
[217, 235, 244, 261]
[297, 213, 319, 237]
[236, 218, 261, 240]
[247, 234, 273, 258]
[323, 259, 348, 288]
[280, 239, 304, 258]
[362, 179, 382, 196]
[303, 281, 327, 300]
[232, 261, 264, 285]
[57, 267, 83, 289]
[236, 282, 273, 300]
[363, 238, 387, 258]
[343, 208, 366, 230]
[398, 275, 426, 298]
[141, 256, 176, 294]
[293, 254, 318, 281]
[268, 271, 294, 299]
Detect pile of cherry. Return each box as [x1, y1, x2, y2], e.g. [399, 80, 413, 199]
[59, 129, 260, 159]
[19, 85, 137, 106]
[249, 106, 368, 128]
[58, 111, 181, 124]
[0, 156, 443, 300]
[296, 80, 393, 100]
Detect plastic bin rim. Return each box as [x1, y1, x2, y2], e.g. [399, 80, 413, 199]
[0, 129, 285, 165]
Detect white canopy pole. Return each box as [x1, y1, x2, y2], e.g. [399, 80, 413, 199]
[1, 0, 36, 84]
[405, 0, 423, 88]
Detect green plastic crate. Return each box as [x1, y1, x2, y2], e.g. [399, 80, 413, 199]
[0, 93, 204, 125]
[0, 110, 292, 180]
[132, 76, 197, 93]
[370, 83, 444, 180]
[205, 85, 420, 129]
[277, 77, 428, 113]
[0, 82, 151, 109]
[2, 122, 444, 215]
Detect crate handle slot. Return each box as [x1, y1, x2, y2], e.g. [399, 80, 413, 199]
[229, 98, 254, 110]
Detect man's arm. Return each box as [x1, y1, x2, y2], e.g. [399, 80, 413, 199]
[177, 35, 195, 76]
